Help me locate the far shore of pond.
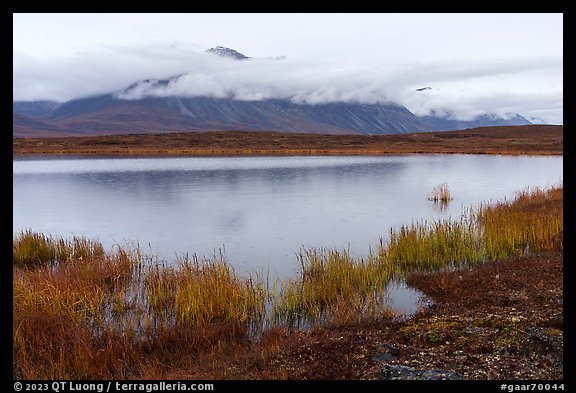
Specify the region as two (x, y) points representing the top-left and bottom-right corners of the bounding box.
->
(13, 124), (563, 157)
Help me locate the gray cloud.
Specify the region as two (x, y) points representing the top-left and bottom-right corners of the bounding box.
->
(13, 43), (563, 123)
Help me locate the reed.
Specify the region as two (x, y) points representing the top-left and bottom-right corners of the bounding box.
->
(478, 186), (563, 259)
(13, 230), (105, 268)
(272, 248), (395, 327)
(13, 244), (141, 379)
(381, 218), (481, 275)
(428, 182), (453, 202)
(380, 185), (562, 275)
(144, 254), (268, 329)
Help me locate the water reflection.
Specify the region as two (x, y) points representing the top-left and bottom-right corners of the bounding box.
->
(431, 200), (447, 212)
(13, 155), (562, 278)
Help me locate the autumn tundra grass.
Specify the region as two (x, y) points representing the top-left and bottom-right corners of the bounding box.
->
(13, 243), (142, 378)
(13, 230), (105, 268)
(382, 186), (562, 276)
(272, 248), (396, 328)
(144, 253), (268, 329)
(13, 185), (563, 379)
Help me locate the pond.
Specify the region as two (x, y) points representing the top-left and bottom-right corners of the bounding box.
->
(13, 154), (562, 281)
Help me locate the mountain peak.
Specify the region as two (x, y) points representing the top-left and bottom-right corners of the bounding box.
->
(205, 46), (249, 60)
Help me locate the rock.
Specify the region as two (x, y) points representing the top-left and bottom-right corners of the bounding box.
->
(371, 343), (400, 363)
(372, 353), (397, 363)
(380, 364), (463, 380)
(205, 46), (250, 60)
(525, 325), (562, 352)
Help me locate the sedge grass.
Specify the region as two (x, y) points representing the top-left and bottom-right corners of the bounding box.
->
(13, 242), (141, 379)
(272, 248), (395, 327)
(478, 186), (563, 259)
(144, 254), (268, 329)
(428, 182), (453, 202)
(13, 230), (105, 268)
(380, 185), (562, 276)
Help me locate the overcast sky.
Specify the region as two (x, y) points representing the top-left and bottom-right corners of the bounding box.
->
(13, 13), (563, 123)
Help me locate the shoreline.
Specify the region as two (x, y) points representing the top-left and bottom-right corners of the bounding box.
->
(263, 250), (563, 380)
(13, 125), (563, 157)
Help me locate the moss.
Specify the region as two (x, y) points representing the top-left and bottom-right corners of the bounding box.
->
(477, 319), (527, 354)
(427, 332), (447, 343)
(399, 316), (469, 344)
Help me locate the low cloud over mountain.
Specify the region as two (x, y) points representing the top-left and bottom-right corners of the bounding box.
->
(13, 44), (563, 124)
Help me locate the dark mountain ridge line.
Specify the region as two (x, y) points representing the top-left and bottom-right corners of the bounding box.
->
(13, 94), (534, 139)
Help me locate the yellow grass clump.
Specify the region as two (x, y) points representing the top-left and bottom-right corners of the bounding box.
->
(428, 182), (453, 202)
(144, 254), (268, 328)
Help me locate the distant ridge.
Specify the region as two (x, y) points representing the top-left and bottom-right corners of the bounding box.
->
(419, 113), (532, 132)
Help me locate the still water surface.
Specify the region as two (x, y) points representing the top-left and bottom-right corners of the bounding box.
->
(13, 154), (562, 279)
